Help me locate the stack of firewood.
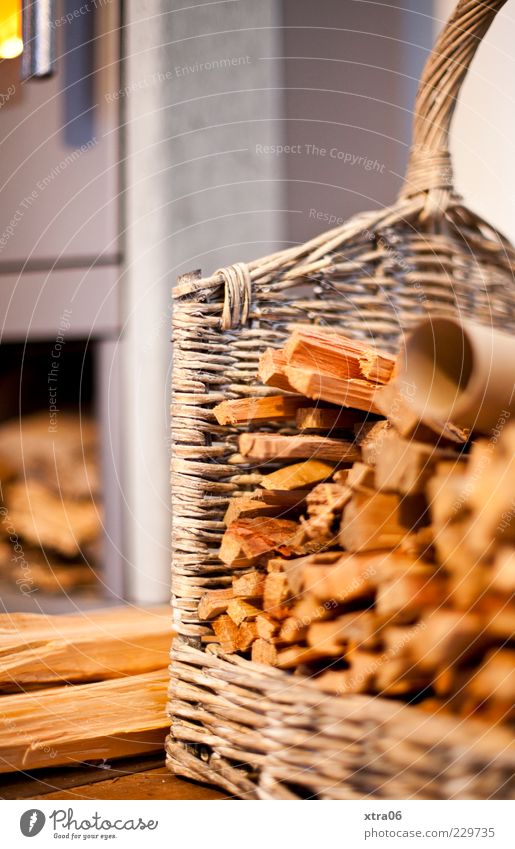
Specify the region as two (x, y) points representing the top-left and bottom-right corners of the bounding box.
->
(198, 328), (514, 725)
(0, 413), (101, 593)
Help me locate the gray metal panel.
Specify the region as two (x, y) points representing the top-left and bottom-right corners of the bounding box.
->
(0, 265), (121, 341)
(0, 0), (120, 266)
(282, 0), (434, 244)
(122, 0), (284, 603)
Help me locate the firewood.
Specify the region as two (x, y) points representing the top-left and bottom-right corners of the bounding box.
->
(347, 462), (376, 490)
(375, 565), (447, 624)
(291, 594), (329, 625)
(283, 367), (383, 414)
(211, 615), (239, 652)
(340, 490), (427, 552)
(397, 526), (435, 561)
(296, 406), (363, 431)
(232, 570), (265, 599)
(255, 613), (279, 640)
(0, 607), (171, 691)
(269, 550), (341, 596)
(251, 638), (278, 666)
(224, 497), (293, 525)
(302, 552), (380, 606)
(237, 620), (258, 651)
(0, 668), (168, 773)
(374, 656), (431, 696)
(258, 489), (311, 508)
(213, 394), (306, 425)
(263, 572), (292, 613)
(278, 616), (307, 643)
(355, 420), (391, 465)
(277, 644), (335, 669)
(227, 598), (262, 627)
(283, 328), (395, 384)
(239, 433), (361, 463)
(198, 588), (234, 620)
(219, 517), (299, 567)
(395, 610), (487, 674)
(5, 479), (100, 558)
(307, 611), (380, 653)
(491, 548), (515, 595)
(374, 431), (462, 494)
(374, 381), (469, 444)
(466, 650), (515, 718)
(258, 348), (297, 392)
(259, 459), (335, 491)
(299, 482), (352, 543)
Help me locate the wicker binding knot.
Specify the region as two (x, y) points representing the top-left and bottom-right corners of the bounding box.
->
(219, 262), (252, 330)
(168, 0), (515, 800)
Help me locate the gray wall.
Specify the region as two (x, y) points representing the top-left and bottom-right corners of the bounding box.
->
(122, 0), (284, 602)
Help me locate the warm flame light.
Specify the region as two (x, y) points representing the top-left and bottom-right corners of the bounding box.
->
(0, 0), (23, 60)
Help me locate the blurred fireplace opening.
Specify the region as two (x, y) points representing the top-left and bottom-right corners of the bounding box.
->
(0, 339), (116, 610)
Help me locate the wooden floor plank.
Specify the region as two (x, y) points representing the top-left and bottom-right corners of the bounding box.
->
(33, 767), (228, 800)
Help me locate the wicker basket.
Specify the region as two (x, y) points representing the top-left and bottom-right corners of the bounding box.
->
(167, 0), (515, 799)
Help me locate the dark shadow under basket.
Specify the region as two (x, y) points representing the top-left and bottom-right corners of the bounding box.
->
(168, 0), (515, 799)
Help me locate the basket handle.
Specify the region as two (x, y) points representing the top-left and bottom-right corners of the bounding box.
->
(401, 0), (507, 208)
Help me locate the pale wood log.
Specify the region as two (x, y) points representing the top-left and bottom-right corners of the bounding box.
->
(239, 432), (360, 463)
(259, 459), (335, 491)
(0, 607), (171, 691)
(251, 638), (278, 666)
(219, 517), (299, 568)
(213, 394), (306, 425)
(0, 668), (168, 773)
(283, 327), (395, 384)
(227, 598), (262, 627)
(197, 588), (234, 620)
(296, 406), (363, 431)
(232, 570), (265, 599)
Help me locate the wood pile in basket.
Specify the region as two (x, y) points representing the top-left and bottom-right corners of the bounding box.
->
(0, 413), (101, 593)
(198, 327), (514, 726)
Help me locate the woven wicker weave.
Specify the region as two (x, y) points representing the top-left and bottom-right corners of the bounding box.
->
(167, 0), (515, 799)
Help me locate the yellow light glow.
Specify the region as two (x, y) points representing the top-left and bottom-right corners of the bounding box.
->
(0, 0), (23, 60)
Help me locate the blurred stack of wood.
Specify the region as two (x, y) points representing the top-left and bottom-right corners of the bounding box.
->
(0, 413), (101, 593)
(198, 328), (514, 726)
(0, 606), (172, 772)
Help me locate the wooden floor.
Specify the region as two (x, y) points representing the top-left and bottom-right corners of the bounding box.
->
(0, 754), (229, 800)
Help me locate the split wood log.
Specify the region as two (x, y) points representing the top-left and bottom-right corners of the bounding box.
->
(259, 459), (335, 491)
(211, 615), (239, 653)
(251, 638), (278, 666)
(197, 588), (234, 620)
(0, 607), (172, 691)
(340, 490), (428, 552)
(237, 621), (258, 651)
(239, 433), (361, 463)
(0, 668), (168, 773)
(213, 394), (307, 425)
(219, 517), (299, 567)
(255, 613), (279, 640)
(374, 431), (463, 494)
(283, 367), (383, 414)
(283, 328), (395, 384)
(295, 406), (364, 431)
(227, 598), (262, 627)
(258, 349), (298, 393)
(232, 570), (265, 599)
(307, 611), (380, 654)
